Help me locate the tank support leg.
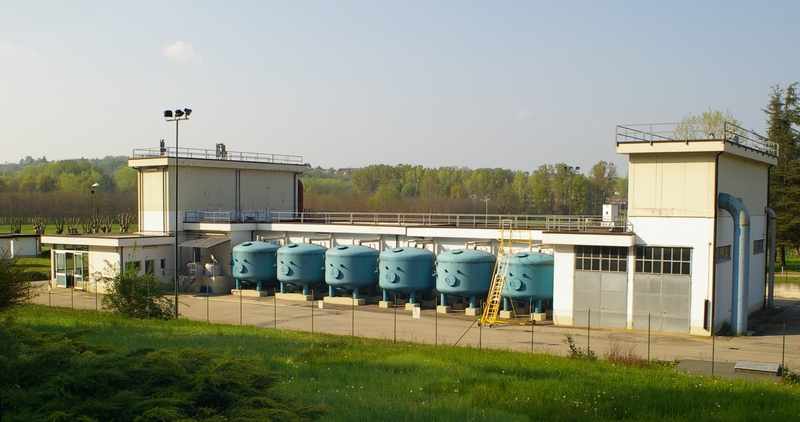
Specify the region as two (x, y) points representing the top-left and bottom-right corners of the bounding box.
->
(353, 287), (360, 300)
(409, 291), (417, 304)
(236, 279), (242, 290)
(535, 299), (542, 314)
(280, 282), (286, 294)
(440, 293), (447, 306)
(382, 289), (389, 302)
(469, 295), (477, 309)
(329, 285), (335, 297)
(302, 284), (309, 296)
(502, 297), (511, 312)
(256, 281), (263, 292)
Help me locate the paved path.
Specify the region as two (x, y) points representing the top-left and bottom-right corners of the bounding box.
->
(28, 282), (800, 381)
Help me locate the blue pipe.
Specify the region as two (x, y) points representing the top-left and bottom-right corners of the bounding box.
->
(717, 193), (750, 335)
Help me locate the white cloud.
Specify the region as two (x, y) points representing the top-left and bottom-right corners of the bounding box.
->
(516, 109), (532, 121)
(0, 41), (37, 56)
(163, 41), (202, 63)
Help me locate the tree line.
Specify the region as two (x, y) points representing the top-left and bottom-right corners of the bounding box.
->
(301, 161), (626, 215)
(0, 156), (138, 221)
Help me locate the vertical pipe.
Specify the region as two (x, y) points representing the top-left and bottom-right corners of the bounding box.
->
(718, 193), (750, 335)
(765, 207), (777, 308)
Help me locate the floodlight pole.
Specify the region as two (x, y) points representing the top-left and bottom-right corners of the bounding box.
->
(165, 108), (191, 319)
(564, 165), (580, 215)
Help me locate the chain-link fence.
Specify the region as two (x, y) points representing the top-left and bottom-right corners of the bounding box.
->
(31, 283), (799, 380)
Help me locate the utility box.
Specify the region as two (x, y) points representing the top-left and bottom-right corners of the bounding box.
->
(602, 204), (620, 227)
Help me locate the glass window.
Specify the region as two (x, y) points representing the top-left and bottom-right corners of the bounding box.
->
(574, 246), (628, 272)
(635, 246), (692, 275)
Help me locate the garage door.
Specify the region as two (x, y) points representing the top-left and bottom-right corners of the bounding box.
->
(632, 274), (691, 334)
(573, 271), (628, 329)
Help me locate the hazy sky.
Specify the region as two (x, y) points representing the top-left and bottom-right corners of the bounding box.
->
(2, 1), (798, 175)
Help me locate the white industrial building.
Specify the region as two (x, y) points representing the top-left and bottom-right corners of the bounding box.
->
(41, 123), (778, 336)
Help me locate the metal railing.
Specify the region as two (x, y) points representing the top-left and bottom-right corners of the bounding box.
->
(616, 122), (778, 158)
(184, 210), (633, 233)
(131, 146), (305, 166)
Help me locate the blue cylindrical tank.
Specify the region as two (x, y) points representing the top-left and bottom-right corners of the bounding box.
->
(436, 249), (495, 308)
(379, 247), (435, 303)
(325, 245), (379, 298)
(277, 243), (327, 295)
(501, 252), (554, 302)
(231, 241), (279, 291)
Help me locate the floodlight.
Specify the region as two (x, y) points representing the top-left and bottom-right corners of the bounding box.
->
(184, 108), (192, 116)
(175, 109), (185, 118)
(164, 110), (173, 118)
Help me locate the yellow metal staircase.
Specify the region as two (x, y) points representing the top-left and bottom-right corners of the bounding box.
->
(478, 220), (532, 326)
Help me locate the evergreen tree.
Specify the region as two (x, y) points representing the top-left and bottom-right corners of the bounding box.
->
(765, 83), (800, 266)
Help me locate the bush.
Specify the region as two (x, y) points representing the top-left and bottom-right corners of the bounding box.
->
(100, 265), (176, 319)
(0, 252), (38, 312)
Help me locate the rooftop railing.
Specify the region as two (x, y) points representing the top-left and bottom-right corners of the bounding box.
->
(131, 146), (306, 166)
(616, 122), (779, 158)
(184, 210), (633, 233)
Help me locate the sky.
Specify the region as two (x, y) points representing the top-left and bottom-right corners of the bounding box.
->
(1, 1), (798, 175)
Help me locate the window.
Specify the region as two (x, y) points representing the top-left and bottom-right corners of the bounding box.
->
(145, 259), (155, 274)
(125, 261), (141, 272)
(574, 245), (628, 272)
(715, 245), (731, 262)
(753, 239), (764, 254)
(636, 246), (692, 275)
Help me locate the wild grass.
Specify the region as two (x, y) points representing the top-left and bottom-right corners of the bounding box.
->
(6, 305), (799, 421)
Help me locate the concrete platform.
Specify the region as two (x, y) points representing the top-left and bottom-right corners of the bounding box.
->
(232, 289), (270, 298)
(465, 307), (480, 316)
(323, 296), (366, 306)
(276, 292), (313, 302)
(437, 305), (451, 314)
(404, 303), (420, 310)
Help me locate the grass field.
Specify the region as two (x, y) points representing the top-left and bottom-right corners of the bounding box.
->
(6, 305), (799, 421)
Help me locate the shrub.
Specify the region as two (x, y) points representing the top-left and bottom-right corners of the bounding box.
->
(562, 332), (596, 360)
(100, 265), (176, 319)
(0, 252), (39, 312)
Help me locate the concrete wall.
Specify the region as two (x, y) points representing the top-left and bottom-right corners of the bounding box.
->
(775, 283), (800, 299)
(628, 152), (717, 218)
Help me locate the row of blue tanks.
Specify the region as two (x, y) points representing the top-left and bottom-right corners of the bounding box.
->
(231, 241), (554, 312)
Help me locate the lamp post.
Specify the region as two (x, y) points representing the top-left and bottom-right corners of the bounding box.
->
(164, 108), (192, 319)
(483, 195), (490, 227)
(90, 182), (100, 225)
(564, 165), (580, 215)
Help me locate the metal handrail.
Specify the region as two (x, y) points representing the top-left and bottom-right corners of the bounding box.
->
(131, 146), (305, 165)
(616, 122), (778, 158)
(184, 210), (633, 233)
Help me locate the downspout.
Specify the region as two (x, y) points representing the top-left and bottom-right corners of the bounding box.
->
(709, 151), (723, 333)
(717, 193), (750, 335)
(765, 207), (777, 309)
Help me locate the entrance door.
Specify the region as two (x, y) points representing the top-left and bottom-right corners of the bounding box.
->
(632, 274), (691, 334)
(573, 272), (628, 329)
(74, 253), (88, 290)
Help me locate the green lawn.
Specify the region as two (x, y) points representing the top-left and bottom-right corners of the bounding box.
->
(5, 305), (799, 421)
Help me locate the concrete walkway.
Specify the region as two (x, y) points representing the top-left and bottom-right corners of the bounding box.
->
(28, 282), (800, 382)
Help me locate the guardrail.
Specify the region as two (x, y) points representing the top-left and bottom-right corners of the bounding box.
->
(185, 210), (632, 233)
(616, 122), (778, 158)
(131, 146), (305, 166)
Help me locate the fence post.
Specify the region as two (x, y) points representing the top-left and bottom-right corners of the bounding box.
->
(351, 295), (355, 338)
(479, 323), (482, 349)
(393, 294), (397, 345)
(782, 323), (787, 372)
(239, 286), (243, 326)
(311, 290), (314, 333)
(435, 297), (438, 346)
(273, 287), (277, 329)
(587, 309), (591, 356)
(647, 313), (652, 368)
(531, 321), (535, 353)
(711, 327), (715, 377)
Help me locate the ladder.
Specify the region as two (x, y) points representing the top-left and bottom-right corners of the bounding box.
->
(479, 220), (532, 326)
